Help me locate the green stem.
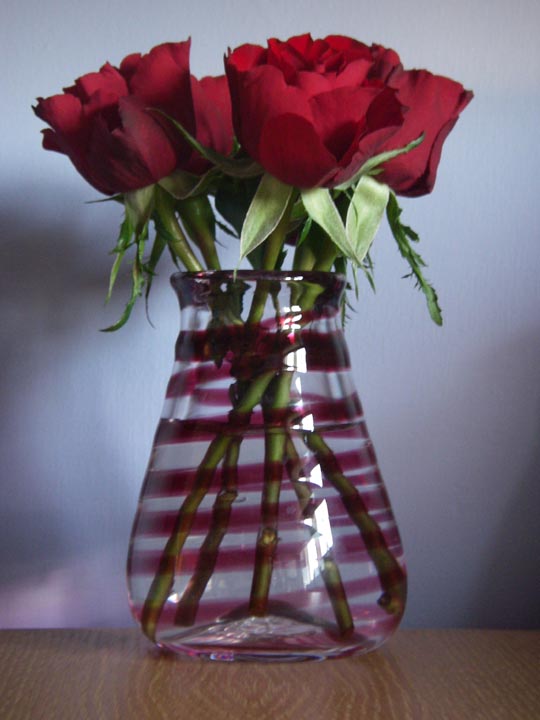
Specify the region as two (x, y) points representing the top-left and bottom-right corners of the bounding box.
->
(249, 371), (292, 615)
(154, 188), (203, 272)
(293, 218), (339, 273)
(292, 240), (317, 271)
(262, 192), (297, 270)
(302, 431), (407, 617)
(174, 437), (240, 626)
(291, 228), (339, 309)
(320, 556), (355, 637)
(141, 368), (277, 641)
(141, 434), (229, 641)
(247, 193), (296, 325)
(285, 437), (354, 637)
(176, 196), (221, 270)
(284, 437), (312, 512)
(312, 238), (338, 272)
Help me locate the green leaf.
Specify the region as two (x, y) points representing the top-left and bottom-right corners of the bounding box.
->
(301, 187), (355, 262)
(107, 252), (126, 305)
(290, 197), (309, 223)
(336, 134), (425, 190)
(386, 192), (442, 326)
(124, 186), (155, 233)
(152, 194), (189, 256)
(334, 256), (347, 276)
(159, 167), (219, 200)
(154, 111), (263, 178)
(297, 216), (313, 248)
(102, 231), (147, 332)
(142, 231), (168, 325)
(362, 266), (376, 293)
(345, 176), (389, 263)
(106, 213), (134, 303)
(215, 218), (238, 239)
(215, 176), (260, 237)
(361, 251), (376, 293)
(85, 194), (123, 205)
(143, 232), (167, 301)
(240, 174), (293, 260)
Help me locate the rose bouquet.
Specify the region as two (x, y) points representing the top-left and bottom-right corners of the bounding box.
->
(35, 35), (472, 659)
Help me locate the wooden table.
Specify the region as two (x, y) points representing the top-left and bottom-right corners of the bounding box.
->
(0, 629), (538, 719)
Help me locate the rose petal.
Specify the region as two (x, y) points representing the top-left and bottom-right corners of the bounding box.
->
(369, 45), (402, 82)
(267, 34), (315, 79)
(226, 63), (312, 160)
(83, 89), (125, 121)
(268, 37), (308, 81)
(84, 115), (156, 194)
(128, 41), (195, 132)
(117, 97), (177, 181)
(325, 35), (372, 60)
(331, 125), (405, 187)
(295, 58), (372, 94)
(119, 53), (142, 83)
(379, 69), (473, 195)
(330, 90), (405, 186)
(285, 34), (313, 57)
(186, 75), (233, 173)
(34, 93), (83, 137)
(71, 63), (128, 103)
(258, 113), (337, 188)
(225, 43), (267, 73)
(41, 128), (62, 152)
(309, 86), (382, 160)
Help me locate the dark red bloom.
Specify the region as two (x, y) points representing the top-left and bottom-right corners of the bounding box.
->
(225, 34), (472, 194)
(188, 75), (234, 176)
(376, 67), (473, 196)
(34, 41), (234, 195)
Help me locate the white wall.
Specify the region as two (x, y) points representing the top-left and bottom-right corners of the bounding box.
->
(1, 1), (539, 629)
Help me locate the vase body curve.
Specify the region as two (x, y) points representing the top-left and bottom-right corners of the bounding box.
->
(127, 271), (406, 661)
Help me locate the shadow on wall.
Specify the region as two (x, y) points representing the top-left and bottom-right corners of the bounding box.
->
(400, 330), (540, 630)
(0, 194), (160, 628)
(469, 396), (540, 629)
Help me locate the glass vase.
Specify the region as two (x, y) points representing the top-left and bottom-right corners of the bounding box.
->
(127, 270), (406, 661)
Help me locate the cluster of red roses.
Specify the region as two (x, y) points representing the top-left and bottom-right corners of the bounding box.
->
(35, 35), (471, 198)
(35, 35), (472, 328)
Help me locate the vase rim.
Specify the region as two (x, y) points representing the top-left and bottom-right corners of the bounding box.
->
(171, 269), (346, 286)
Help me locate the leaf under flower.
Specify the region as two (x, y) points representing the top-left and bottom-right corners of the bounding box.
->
(102, 225), (148, 332)
(346, 176), (389, 264)
(301, 187), (355, 262)
(159, 167), (219, 200)
(240, 174), (294, 261)
(386, 192), (442, 325)
(154, 110), (263, 179)
(336, 134), (425, 191)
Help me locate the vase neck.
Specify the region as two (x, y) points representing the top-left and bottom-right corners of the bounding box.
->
(171, 271), (346, 329)
(162, 272), (360, 429)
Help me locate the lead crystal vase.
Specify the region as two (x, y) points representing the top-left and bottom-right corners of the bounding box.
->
(127, 270), (406, 661)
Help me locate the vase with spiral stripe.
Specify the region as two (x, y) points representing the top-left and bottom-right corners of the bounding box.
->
(127, 270), (406, 661)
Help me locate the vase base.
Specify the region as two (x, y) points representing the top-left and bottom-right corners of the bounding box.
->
(154, 613), (378, 662)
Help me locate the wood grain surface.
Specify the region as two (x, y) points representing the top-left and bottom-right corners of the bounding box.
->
(0, 629), (538, 719)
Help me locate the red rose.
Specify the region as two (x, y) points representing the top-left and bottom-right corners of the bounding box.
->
(225, 34), (472, 194)
(34, 41), (233, 195)
(375, 67), (473, 196)
(225, 34), (406, 189)
(187, 75), (234, 176)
